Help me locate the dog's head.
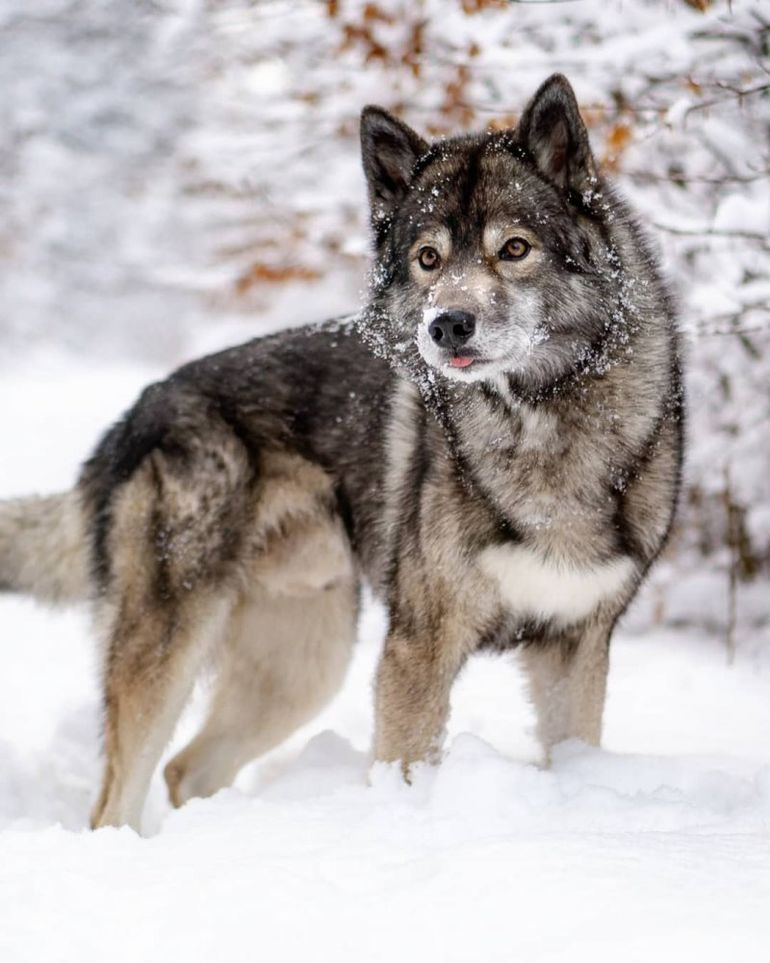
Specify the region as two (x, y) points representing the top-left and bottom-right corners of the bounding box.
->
(360, 74), (625, 393)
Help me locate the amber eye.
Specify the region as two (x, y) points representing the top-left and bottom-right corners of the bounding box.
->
(499, 237), (531, 261)
(417, 246), (441, 270)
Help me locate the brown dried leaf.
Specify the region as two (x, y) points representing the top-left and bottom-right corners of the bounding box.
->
(461, 0), (507, 13)
(235, 262), (321, 295)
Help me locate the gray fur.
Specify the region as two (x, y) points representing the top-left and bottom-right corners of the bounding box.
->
(0, 491), (89, 604)
(0, 74), (682, 828)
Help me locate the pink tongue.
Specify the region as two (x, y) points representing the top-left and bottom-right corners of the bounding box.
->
(449, 356), (474, 368)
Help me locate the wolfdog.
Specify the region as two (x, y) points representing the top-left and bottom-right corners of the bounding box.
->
(0, 75), (682, 830)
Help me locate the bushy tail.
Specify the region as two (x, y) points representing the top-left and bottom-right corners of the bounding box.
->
(0, 491), (90, 606)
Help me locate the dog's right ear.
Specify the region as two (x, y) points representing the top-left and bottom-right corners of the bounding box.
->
(517, 74), (597, 196)
(360, 107), (428, 229)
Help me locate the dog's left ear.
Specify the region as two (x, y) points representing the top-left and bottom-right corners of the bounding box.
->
(518, 74), (597, 195)
(360, 106), (428, 227)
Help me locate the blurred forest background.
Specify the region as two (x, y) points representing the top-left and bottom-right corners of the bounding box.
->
(0, 0), (768, 649)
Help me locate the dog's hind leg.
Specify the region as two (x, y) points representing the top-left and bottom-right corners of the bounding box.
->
(164, 578), (356, 807)
(87, 429), (256, 831)
(91, 592), (232, 831)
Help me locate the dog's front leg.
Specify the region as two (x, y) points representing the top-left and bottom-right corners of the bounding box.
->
(373, 628), (466, 777)
(520, 619), (613, 762)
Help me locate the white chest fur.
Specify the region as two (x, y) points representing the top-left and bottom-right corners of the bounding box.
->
(478, 544), (636, 625)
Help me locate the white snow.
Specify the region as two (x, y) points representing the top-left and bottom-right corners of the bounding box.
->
(422, 305), (443, 326)
(1, 356), (769, 962)
(713, 191), (769, 234)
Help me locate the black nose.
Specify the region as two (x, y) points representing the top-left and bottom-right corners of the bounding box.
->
(428, 310), (476, 350)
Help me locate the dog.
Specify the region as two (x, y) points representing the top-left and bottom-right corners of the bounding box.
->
(0, 75), (683, 831)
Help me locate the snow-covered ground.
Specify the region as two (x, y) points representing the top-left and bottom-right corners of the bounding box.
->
(1, 355), (769, 962)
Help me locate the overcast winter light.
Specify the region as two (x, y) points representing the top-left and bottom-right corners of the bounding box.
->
(0, 2), (768, 961)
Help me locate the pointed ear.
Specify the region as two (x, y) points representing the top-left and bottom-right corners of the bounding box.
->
(518, 74), (597, 195)
(360, 106), (428, 226)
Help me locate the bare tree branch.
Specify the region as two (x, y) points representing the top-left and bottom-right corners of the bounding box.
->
(690, 301), (770, 340)
(685, 82), (770, 116)
(626, 167), (770, 186)
(653, 223), (769, 246)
